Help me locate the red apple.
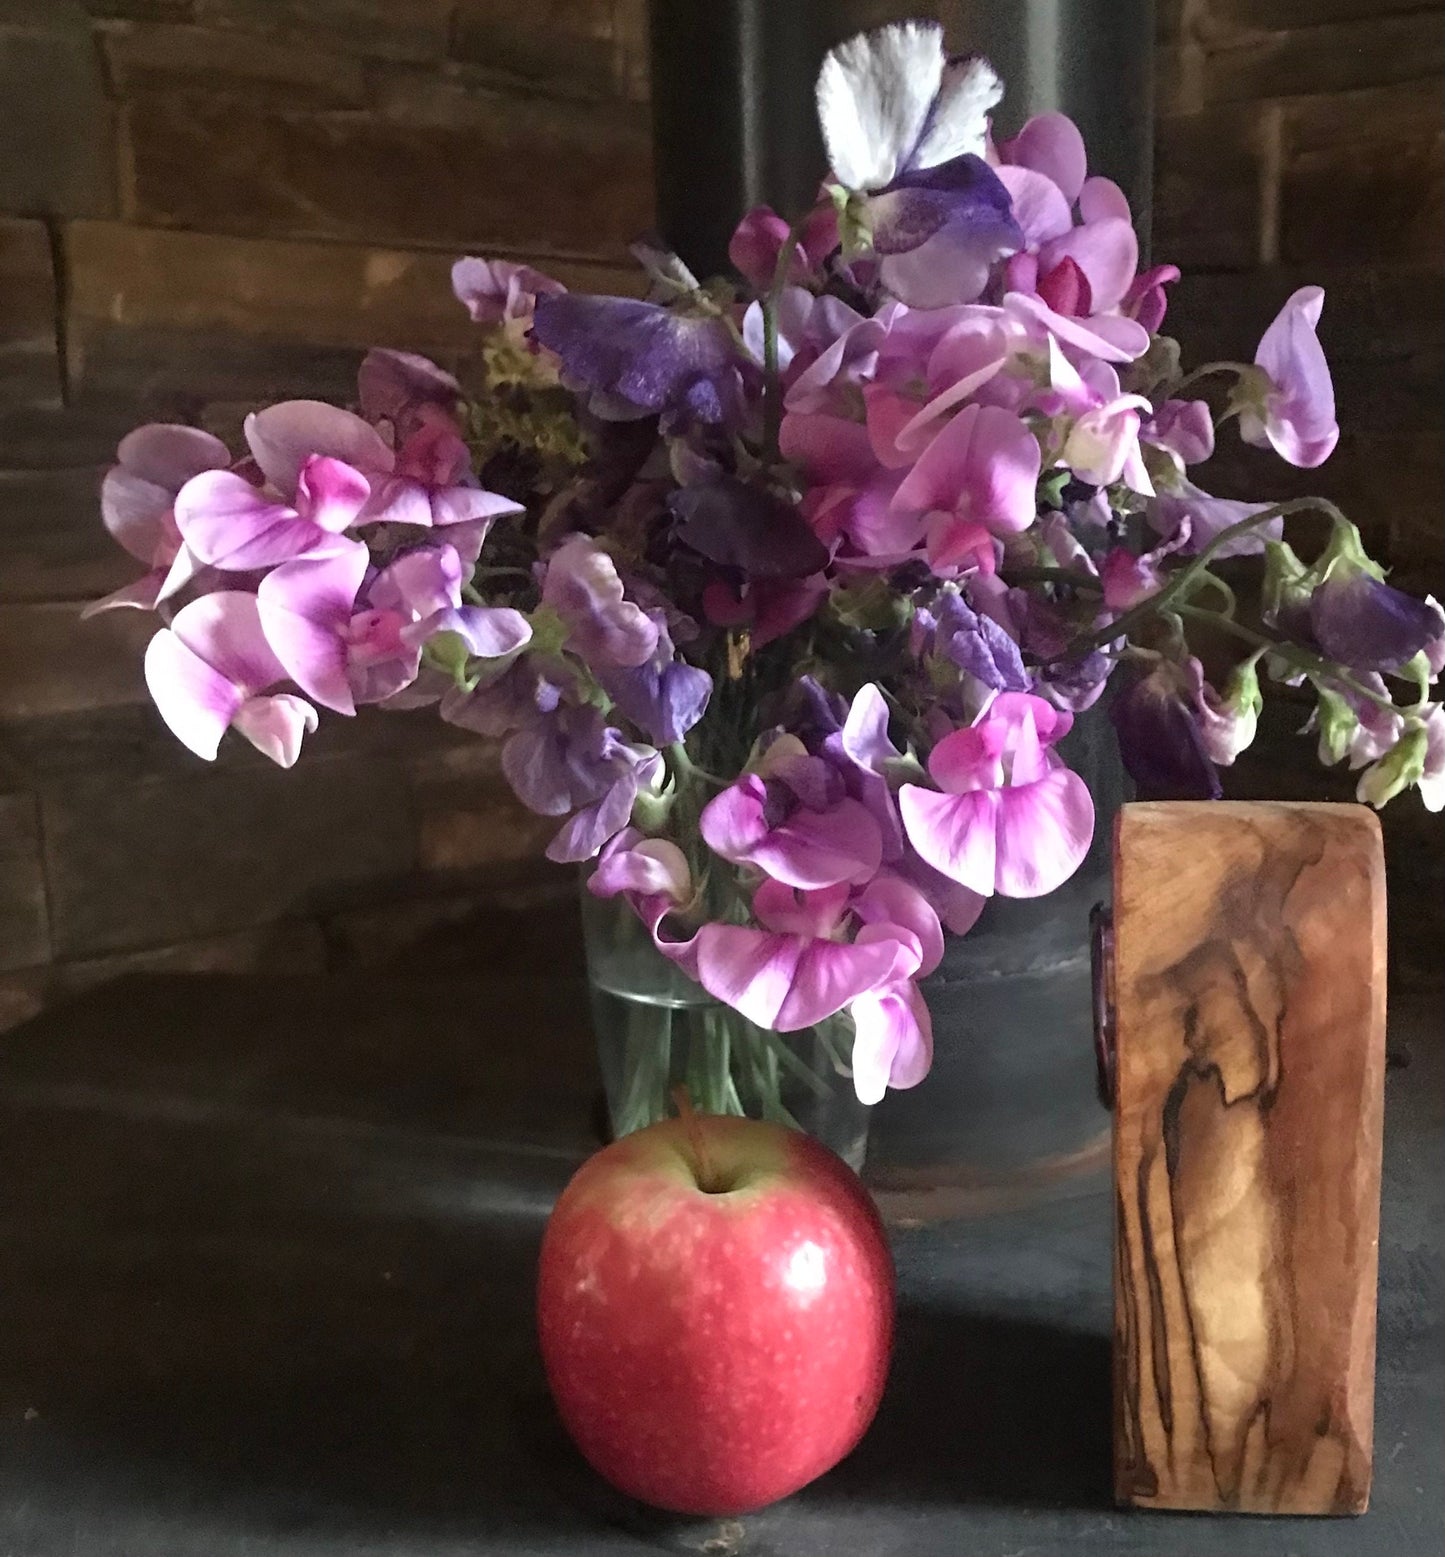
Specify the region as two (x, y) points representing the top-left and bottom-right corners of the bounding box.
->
(537, 1112), (893, 1516)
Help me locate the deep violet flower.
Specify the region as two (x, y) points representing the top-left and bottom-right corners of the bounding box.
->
(1109, 660), (1224, 801)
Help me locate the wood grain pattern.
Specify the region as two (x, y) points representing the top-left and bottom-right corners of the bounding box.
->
(1110, 801), (1386, 1515)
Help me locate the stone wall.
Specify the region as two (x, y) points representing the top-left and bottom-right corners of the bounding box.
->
(1, 0), (1441, 1024)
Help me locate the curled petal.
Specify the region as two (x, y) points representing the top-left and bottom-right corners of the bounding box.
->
(849, 981), (934, 1104)
(244, 401), (392, 497)
(232, 693), (318, 768)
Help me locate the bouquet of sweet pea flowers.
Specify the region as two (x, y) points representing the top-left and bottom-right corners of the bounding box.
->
(90, 21), (1442, 1114)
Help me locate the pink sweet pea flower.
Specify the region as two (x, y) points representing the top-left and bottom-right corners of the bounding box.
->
(729, 204), (839, 292)
(86, 423), (231, 615)
(1238, 285), (1339, 468)
(891, 403), (1041, 571)
(358, 421), (524, 534)
(174, 456), (370, 573)
(700, 755), (884, 891)
(244, 400), (393, 499)
(899, 692), (1095, 898)
(1122, 263), (1180, 333)
(144, 591), (317, 766)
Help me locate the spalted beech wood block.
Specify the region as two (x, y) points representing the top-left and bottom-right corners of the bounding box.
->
(1108, 801), (1386, 1515)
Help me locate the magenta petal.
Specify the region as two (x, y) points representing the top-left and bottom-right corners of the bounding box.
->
(779, 411), (878, 484)
(244, 401), (392, 498)
(231, 693), (318, 768)
(751, 798), (884, 890)
(849, 980), (933, 1103)
(143, 627), (242, 761)
(693, 925), (803, 1029)
(898, 785), (1001, 895)
(926, 723), (1005, 792)
(295, 456), (371, 532)
(591, 834), (692, 903)
(777, 937), (901, 1031)
(168, 590), (288, 694)
(751, 879), (852, 939)
(852, 873), (944, 977)
(894, 403), (1040, 536)
(700, 775), (770, 860)
(1040, 217), (1138, 314)
(1003, 112), (1087, 202)
(992, 768), (1095, 897)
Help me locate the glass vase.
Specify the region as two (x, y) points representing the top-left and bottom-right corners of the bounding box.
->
(580, 882), (871, 1171)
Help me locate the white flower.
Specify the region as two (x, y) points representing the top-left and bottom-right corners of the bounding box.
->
(816, 21), (1002, 193)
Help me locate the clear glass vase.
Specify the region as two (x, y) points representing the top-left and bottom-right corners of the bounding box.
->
(580, 882), (871, 1171)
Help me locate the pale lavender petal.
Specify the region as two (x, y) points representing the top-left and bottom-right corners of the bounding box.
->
(244, 401), (392, 497)
(100, 467), (181, 564)
(368, 545), (464, 619)
(590, 833), (692, 903)
(994, 164), (1073, 246)
(357, 348), (460, 427)
(144, 626), (241, 761)
(232, 693), (318, 768)
(411, 605), (532, 659)
(898, 784), (1001, 895)
(849, 980), (933, 1102)
(168, 590), (288, 696)
(1241, 285), (1339, 468)
(80, 571), (166, 618)
(428, 485), (524, 529)
(992, 768), (1094, 896)
(1001, 111), (1087, 202)
(541, 535), (659, 668)
(116, 423), (231, 491)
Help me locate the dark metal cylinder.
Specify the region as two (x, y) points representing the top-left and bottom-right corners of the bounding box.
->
(648, 0), (1156, 278)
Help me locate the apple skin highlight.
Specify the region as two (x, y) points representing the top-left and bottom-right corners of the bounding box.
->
(537, 1114), (895, 1515)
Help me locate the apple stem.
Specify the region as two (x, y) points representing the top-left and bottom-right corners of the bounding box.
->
(671, 1084), (720, 1192)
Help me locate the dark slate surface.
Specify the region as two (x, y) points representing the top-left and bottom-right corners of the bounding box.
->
(0, 972), (1440, 1557)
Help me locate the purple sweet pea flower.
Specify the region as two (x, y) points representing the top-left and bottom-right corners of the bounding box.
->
(899, 692), (1095, 897)
(816, 22), (1022, 308)
(501, 703), (662, 864)
(540, 534), (659, 669)
(86, 423), (231, 615)
(670, 479), (831, 580)
(1109, 659), (1224, 800)
(144, 590), (317, 766)
(1148, 479), (1282, 559)
(920, 588), (1030, 692)
(596, 611), (712, 746)
(174, 457), (370, 573)
(1310, 570), (1445, 675)
(701, 746), (885, 891)
(530, 294), (746, 429)
(1238, 286), (1339, 468)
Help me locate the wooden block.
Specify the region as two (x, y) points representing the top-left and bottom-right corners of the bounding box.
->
(1107, 801), (1386, 1515)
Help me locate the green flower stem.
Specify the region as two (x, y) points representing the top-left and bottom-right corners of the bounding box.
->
(1175, 603), (1407, 718)
(1169, 359), (1252, 397)
(1060, 497), (1349, 662)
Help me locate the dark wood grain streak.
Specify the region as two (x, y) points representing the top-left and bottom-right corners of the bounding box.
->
(1111, 802), (1386, 1515)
